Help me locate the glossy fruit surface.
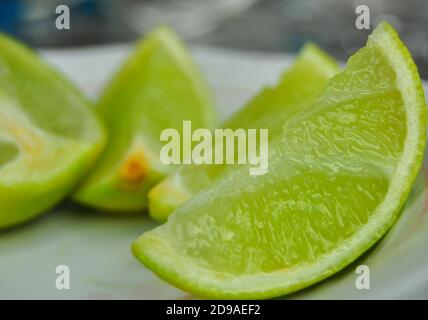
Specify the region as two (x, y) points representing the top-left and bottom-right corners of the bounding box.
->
(133, 22), (427, 298)
(149, 43), (339, 221)
(0, 34), (106, 228)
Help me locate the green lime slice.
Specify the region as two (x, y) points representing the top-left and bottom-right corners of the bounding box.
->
(149, 43), (339, 221)
(0, 34), (106, 228)
(73, 26), (217, 212)
(133, 22), (427, 298)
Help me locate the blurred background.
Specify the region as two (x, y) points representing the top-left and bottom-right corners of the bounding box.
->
(0, 0), (427, 77)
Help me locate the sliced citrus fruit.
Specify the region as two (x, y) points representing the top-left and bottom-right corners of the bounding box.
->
(133, 22), (427, 298)
(148, 43), (339, 221)
(73, 26), (217, 211)
(0, 34), (106, 228)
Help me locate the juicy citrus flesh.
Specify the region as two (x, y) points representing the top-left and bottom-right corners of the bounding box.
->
(149, 44), (340, 221)
(73, 26), (217, 211)
(0, 34), (106, 228)
(133, 22), (427, 299)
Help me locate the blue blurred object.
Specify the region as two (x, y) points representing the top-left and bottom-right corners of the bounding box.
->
(0, 0), (24, 35)
(0, 0), (256, 47)
(0, 0), (124, 47)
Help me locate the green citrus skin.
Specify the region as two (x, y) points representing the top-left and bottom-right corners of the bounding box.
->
(73, 26), (217, 212)
(149, 44), (340, 221)
(133, 22), (427, 299)
(0, 34), (106, 228)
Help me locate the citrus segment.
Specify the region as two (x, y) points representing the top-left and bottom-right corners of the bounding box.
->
(133, 22), (427, 298)
(73, 26), (217, 211)
(0, 34), (106, 228)
(149, 43), (339, 221)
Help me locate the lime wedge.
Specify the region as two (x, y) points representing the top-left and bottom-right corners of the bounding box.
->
(149, 44), (339, 221)
(133, 22), (427, 298)
(73, 27), (217, 211)
(0, 34), (106, 228)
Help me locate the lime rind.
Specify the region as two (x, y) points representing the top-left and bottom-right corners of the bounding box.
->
(133, 22), (427, 298)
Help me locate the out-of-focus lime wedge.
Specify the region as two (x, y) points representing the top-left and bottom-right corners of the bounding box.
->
(73, 27), (217, 211)
(0, 34), (106, 228)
